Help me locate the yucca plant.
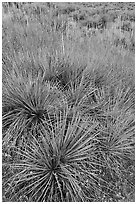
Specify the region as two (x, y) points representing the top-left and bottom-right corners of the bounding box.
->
(80, 78), (134, 123)
(63, 66), (99, 110)
(64, 74), (109, 128)
(90, 83), (135, 199)
(83, 82), (135, 160)
(3, 107), (103, 202)
(2, 67), (66, 148)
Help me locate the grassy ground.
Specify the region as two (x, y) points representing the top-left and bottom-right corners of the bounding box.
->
(2, 2), (135, 202)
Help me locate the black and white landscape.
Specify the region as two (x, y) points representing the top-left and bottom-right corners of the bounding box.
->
(2, 2), (135, 202)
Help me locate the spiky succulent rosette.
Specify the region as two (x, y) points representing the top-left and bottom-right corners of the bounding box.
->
(2, 68), (67, 147)
(88, 84), (135, 196)
(3, 108), (103, 202)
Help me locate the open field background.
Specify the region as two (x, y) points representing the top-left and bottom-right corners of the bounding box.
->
(2, 2), (135, 202)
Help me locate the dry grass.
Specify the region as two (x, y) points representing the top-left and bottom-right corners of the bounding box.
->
(2, 2), (135, 202)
